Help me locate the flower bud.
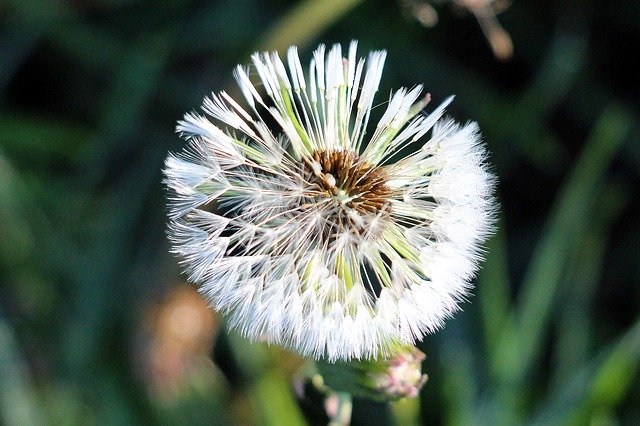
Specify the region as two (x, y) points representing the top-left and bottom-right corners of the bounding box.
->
(370, 346), (428, 400)
(315, 346), (428, 401)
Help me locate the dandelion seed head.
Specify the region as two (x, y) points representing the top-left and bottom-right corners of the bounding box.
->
(164, 41), (496, 361)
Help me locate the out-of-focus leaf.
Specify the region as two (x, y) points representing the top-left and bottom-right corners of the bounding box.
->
(83, 30), (174, 182)
(40, 383), (88, 425)
(507, 30), (588, 171)
(224, 330), (269, 379)
(56, 25), (177, 372)
(477, 224), (512, 377)
(252, 370), (306, 426)
(92, 372), (136, 425)
(508, 105), (633, 384)
(552, 182), (630, 387)
(587, 321), (640, 413)
(440, 340), (477, 426)
(0, 319), (45, 425)
(63, 153), (164, 365)
(258, 0), (365, 53)
(0, 151), (32, 267)
(532, 318), (640, 425)
(49, 21), (123, 72)
(225, 331), (308, 424)
(475, 224), (522, 420)
(0, 113), (90, 164)
(151, 362), (230, 426)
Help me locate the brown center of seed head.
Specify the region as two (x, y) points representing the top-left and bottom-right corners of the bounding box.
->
(302, 149), (392, 216)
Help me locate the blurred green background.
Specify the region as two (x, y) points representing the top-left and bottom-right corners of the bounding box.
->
(1, 0), (639, 424)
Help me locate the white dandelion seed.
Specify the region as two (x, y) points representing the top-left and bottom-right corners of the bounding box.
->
(164, 41), (496, 361)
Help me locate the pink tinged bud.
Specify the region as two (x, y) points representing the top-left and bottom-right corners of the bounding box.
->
(372, 347), (428, 400)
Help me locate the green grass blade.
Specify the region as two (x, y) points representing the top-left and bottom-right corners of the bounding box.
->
(252, 370), (307, 426)
(508, 105), (633, 383)
(586, 320), (640, 412)
(477, 224), (513, 378)
(551, 182), (630, 387)
(440, 341), (478, 426)
(258, 0), (365, 53)
(532, 317), (640, 425)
